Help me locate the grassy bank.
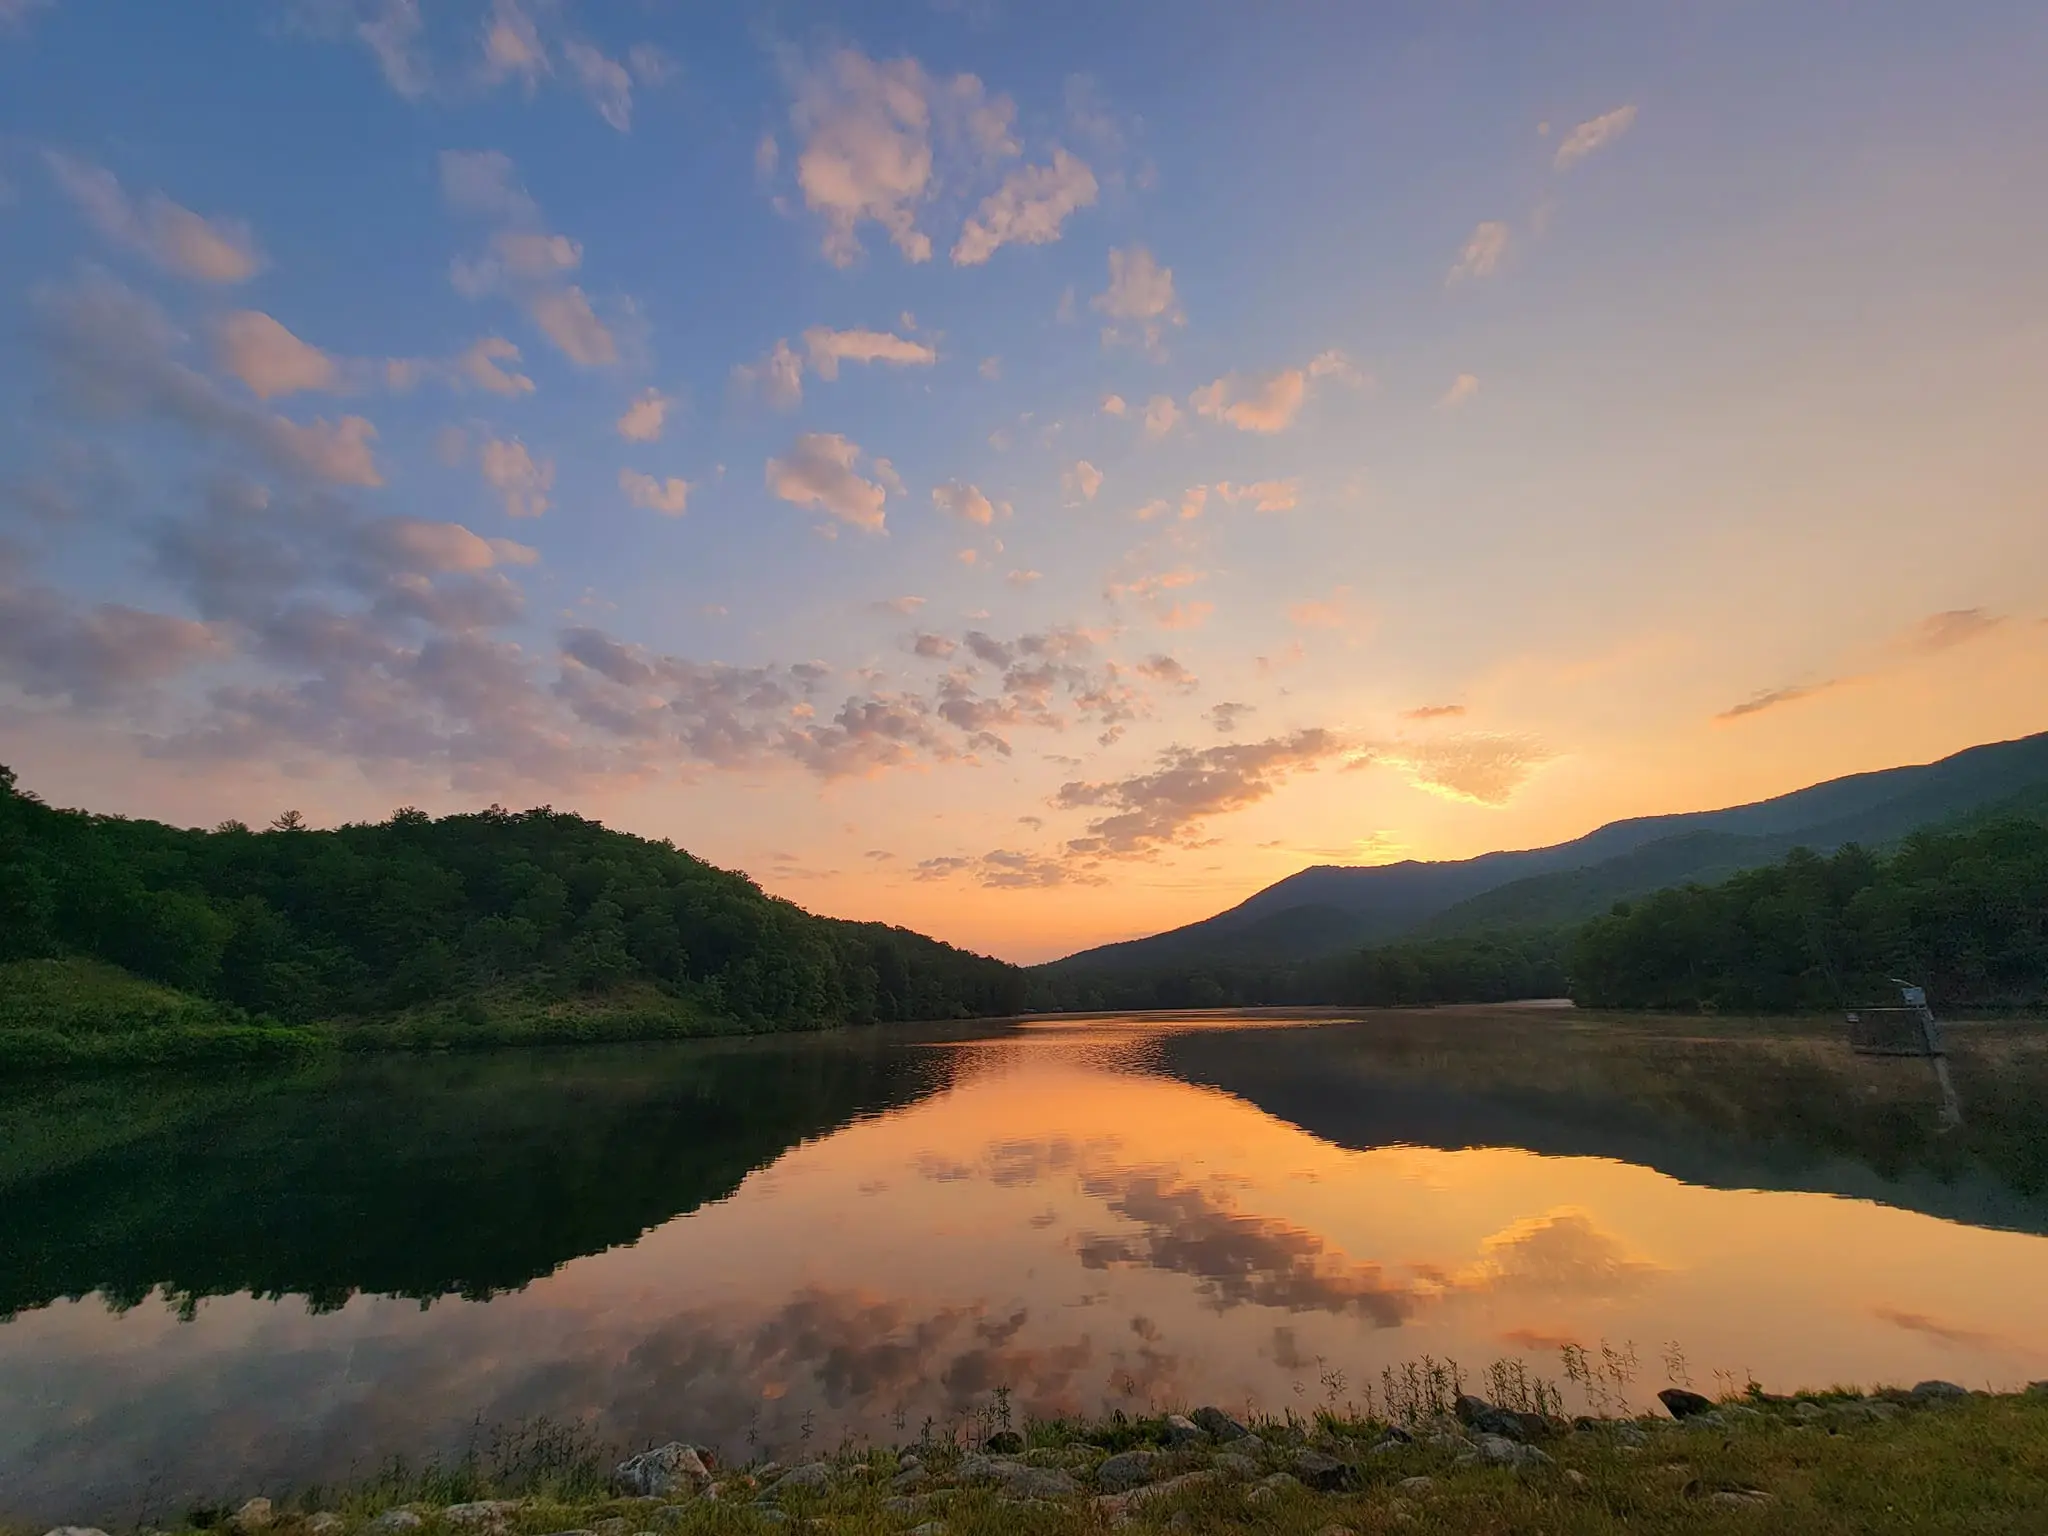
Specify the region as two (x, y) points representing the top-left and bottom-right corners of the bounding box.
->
(0, 958), (849, 1071)
(32, 1386), (2048, 1536)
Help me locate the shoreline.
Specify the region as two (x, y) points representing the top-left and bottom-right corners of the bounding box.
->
(20, 1384), (2048, 1536)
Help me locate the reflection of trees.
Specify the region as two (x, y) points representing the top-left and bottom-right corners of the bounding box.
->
(1157, 1015), (2048, 1233)
(0, 1037), (951, 1319)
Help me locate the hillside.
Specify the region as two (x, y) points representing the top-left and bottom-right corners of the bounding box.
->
(0, 764), (1023, 1068)
(1046, 729), (2048, 974)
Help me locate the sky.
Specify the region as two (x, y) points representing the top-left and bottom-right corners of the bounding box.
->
(1, 1), (2046, 964)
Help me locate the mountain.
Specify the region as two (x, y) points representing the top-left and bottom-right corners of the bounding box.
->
(1045, 728), (2048, 973)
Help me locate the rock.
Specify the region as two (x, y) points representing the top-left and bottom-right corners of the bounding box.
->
(42, 1528), (111, 1536)
(1395, 1476), (1434, 1494)
(306, 1516), (344, 1536)
(1463, 1434), (1554, 1470)
(1096, 1470), (1216, 1517)
(898, 1451), (924, 1470)
(1683, 1411), (1728, 1431)
(1909, 1380), (1970, 1402)
(443, 1503), (520, 1530)
(1162, 1413), (1208, 1447)
(891, 1465), (930, 1493)
(367, 1515), (422, 1536)
(983, 1430), (1023, 1454)
(1291, 1449), (1358, 1492)
(1564, 1470), (1590, 1490)
(1658, 1387), (1716, 1420)
(1455, 1394), (1533, 1441)
(1210, 1453), (1258, 1480)
(881, 1497), (922, 1517)
(591, 1519), (631, 1536)
(1708, 1488), (1773, 1509)
(1245, 1472), (1302, 1507)
(1191, 1406), (1250, 1442)
(613, 1444), (713, 1498)
(1792, 1401), (1827, 1422)
(1868, 1402), (1904, 1422)
(2027, 1381), (2048, 1398)
(910, 1525), (946, 1536)
(232, 1500), (275, 1531)
(1096, 1450), (1163, 1493)
(997, 1465), (1080, 1501)
(767, 1462), (833, 1498)
(649, 1509), (693, 1528)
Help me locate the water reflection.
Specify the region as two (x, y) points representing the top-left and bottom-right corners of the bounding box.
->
(2, 1011), (2046, 1526)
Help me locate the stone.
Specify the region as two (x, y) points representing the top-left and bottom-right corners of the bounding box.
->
(1868, 1402), (1904, 1422)
(591, 1520), (631, 1536)
(443, 1503), (520, 1530)
(1682, 1411), (1728, 1431)
(881, 1498), (922, 1516)
(1095, 1470), (1216, 1518)
(614, 1444), (713, 1498)
(1792, 1402), (1827, 1423)
(1162, 1413), (1207, 1447)
(910, 1525), (946, 1536)
(898, 1451), (923, 1470)
(983, 1431), (1023, 1455)
(1191, 1406), (1250, 1442)
(232, 1500), (275, 1531)
(367, 1515), (422, 1536)
(1210, 1453), (1258, 1480)
(891, 1465), (930, 1493)
(766, 1463), (833, 1498)
(306, 1517), (344, 1536)
(1455, 1394), (1532, 1441)
(2027, 1381), (2048, 1398)
(1658, 1387), (1716, 1420)
(1463, 1434), (1554, 1470)
(1564, 1470), (1590, 1490)
(1245, 1473), (1301, 1507)
(1396, 1476), (1434, 1494)
(1291, 1449), (1358, 1493)
(995, 1464), (1080, 1501)
(1909, 1380), (1970, 1402)
(1096, 1450), (1164, 1493)
(1708, 1489), (1773, 1509)
(42, 1528), (111, 1536)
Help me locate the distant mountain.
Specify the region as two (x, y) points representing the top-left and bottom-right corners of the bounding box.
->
(1044, 729), (2048, 973)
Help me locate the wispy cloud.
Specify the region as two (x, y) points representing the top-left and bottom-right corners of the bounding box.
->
(1554, 104), (1638, 170)
(1447, 220), (1508, 284)
(45, 151), (264, 283)
(767, 432), (890, 533)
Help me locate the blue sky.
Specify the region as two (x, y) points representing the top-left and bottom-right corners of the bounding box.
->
(3, 1), (2046, 960)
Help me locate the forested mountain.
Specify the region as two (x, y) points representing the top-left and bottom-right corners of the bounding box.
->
(1048, 730), (2048, 973)
(0, 764), (1022, 1065)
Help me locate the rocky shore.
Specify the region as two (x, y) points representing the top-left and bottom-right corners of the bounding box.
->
(30, 1382), (2048, 1536)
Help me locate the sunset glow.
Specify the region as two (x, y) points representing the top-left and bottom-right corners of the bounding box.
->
(2, 4), (2045, 960)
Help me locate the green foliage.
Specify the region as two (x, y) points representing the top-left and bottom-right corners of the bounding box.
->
(0, 766), (1023, 1068)
(1569, 819), (2048, 1011)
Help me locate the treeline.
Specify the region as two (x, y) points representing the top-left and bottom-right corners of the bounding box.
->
(1026, 931), (1568, 1013)
(0, 764), (1024, 1043)
(1568, 817), (2048, 1012)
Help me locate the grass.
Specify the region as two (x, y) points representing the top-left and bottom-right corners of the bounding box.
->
(33, 1388), (2048, 1536)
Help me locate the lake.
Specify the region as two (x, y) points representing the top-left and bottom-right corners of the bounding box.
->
(4, 1008), (2047, 1525)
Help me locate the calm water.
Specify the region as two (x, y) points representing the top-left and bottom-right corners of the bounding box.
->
(5, 1009), (2048, 1523)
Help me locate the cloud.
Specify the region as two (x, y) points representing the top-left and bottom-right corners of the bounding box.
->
(0, 577), (226, 705)
(1307, 349), (1365, 386)
(1870, 1305), (2006, 1351)
(1100, 393), (1127, 417)
(477, 435), (553, 517)
(33, 274), (382, 488)
(1905, 607), (2003, 654)
(1191, 369), (1307, 433)
(1093, 245), (1182, 350)
(1401, 703), (1466, 721)
(1057, 728), (1350, 857)
(952, 147), (1098, 265)
(1448, 221), (1509, 283)
(1373, 732), (1552, 805)
(1287, 586), (1358, 630)
(1215, 479), (1299, 513)
(439, 148), (537, 222)
(480, 0), (547, 89)
(1554, 105), (1637, 170)
(1142, 394), (1180, 440)
(1438, 372), (1481, 409)
(616, 388), (670, 441)
(787, 49), (944, 265)
(978, 355), (1001, 380)
(766, 433), (889, 533)
(562, 39), (634, 131)
(620, 469), (690, 516)
(875, 595), (925, 615)
(1207, 701), (1255, 734)
(1715, 679), (1841, 721)
(1063, 460), (1103, 502)
(802, 325), (937, 378)
(455, 336), (535, 395)
(216, 312), (341, 400)
(932, 481), (1002, 526)
(735, 339), (806, 408)
(1005, 569), (1041, 588)
(914, 848), (1090, 888)
(526, 286), (617, 366)
(45, 152), (264, 283)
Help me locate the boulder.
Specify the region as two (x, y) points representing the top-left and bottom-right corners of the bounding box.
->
(891, 1465), (930, 1493)
(1792, 1402), (1827, 1423)
(983, 1431), (1024, 1455)
(881, 1498), (921, 1517)
(1095, 1450), (1164, 1493)
(1462, 1435), (1553, 1470)
(1455, 1395), (1533, 1441)
(1095, 1470), (1215, 1517)
(1291, 1449), (1357, 1492)
(1245, 1472), (1301, 1507)
(910, 1524), (946, 1536)
(1161, 1414), (1207, 1447)
(613, 1444), (713, 1498)
(443, 1503), (520, 1530)
(765, 1463), (833, 1499)
(367, 1514), (422, 1535)
(1909, 1380), (1970, 1403)
(2027, 1381), (2048, 1398)
(1708, 1488), (1773, 1508)
(1190, 1407), (1249, 1442)
(1210, 1453), (1258, 1480)
(305, 1516), (344, 1535)
(232, 1500), (275, 1531)
(1657, 1388), (1716, 1420)
(42, 1528), (111, 1536)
